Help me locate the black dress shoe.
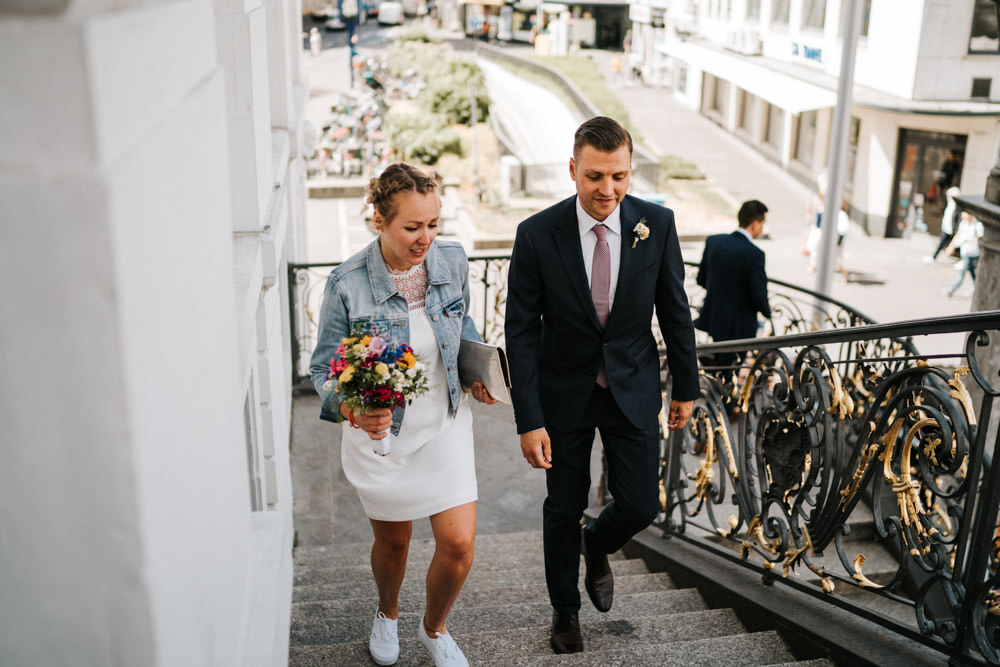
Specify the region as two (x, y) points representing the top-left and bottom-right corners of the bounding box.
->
(581, 528), (614, 612)
(550, 611), (583, 654)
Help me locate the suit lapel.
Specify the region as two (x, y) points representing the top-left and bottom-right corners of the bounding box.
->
(552, 198), (602, 329)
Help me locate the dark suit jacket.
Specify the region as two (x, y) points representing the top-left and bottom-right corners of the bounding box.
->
(505, 195), (699, 434)
(694, 231), (771, 342)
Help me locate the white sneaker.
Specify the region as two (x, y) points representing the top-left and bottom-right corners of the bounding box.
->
(417, 619), (469, 667)
(369, 609), (398, 666)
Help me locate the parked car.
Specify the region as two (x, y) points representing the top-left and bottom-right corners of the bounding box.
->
(377, 1), (403, 25)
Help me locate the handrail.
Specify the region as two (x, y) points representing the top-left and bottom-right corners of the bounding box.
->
(695, 310), (1000, 354)
(649, 309), (1000, 664)
(682, 259), (878, 327)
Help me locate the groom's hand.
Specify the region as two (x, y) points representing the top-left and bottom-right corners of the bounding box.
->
(667, 400), (693, 430)
(521, 428), (552, 469)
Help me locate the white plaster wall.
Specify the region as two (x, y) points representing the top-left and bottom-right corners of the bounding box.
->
(913, 0), (1000, 101)
(856, 108), (899, 233)
(1, 131), (157, 667)
(0, 0), (302, 664)
(215, 0), (274, 232)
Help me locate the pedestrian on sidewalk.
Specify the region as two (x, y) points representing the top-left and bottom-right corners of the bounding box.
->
(945, 211), (984, 298)
(610, 53), (623, 87)
(310, 164), (498, 667)
(924, 186), (961, 263)
(804, 195), (850, 277)
(309, 27), (322, 57)
(694, 199), (771, 370)
(505, 116), (698, 656)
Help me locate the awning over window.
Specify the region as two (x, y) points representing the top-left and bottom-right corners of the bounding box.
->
(662, 40), (837, 115)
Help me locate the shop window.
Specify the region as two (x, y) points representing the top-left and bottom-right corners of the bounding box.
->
(771, 0), (790, 25)
(802, 0), (826, 30)
(738, 91), (758, 135)
(970, 0), (999, 52)
(711, 77), (729, 116)
(676, 64), (688, 94)
(747, 0), (761, 21)
(794, 110), (818, 164)
(764, 104), (784, 150)
(972, 77), (992, 98)
(846, 116), (860, 188)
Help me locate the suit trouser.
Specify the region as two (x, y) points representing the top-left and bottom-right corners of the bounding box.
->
(543, 384), (660, 615)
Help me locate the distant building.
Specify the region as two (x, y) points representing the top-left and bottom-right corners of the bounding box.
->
(629, 0), (1000, 237)
(1, 1), (306, 664)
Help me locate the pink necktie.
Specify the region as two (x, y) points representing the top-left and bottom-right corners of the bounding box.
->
(591, 224), (610, 387)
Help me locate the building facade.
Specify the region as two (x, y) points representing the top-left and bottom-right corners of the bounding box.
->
(0, 0), (307, 664)
(637, 0), (1000, 237)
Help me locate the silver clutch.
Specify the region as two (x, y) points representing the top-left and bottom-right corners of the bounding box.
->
(457, 339), (512, 405)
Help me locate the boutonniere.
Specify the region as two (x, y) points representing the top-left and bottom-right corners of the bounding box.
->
(632, 219), (650, 248)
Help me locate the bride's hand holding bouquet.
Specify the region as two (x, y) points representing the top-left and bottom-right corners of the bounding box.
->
(325, 326), (430, 455)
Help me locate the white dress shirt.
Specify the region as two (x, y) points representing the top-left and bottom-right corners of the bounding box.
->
(735, 227), (755, 244)
(576, 198), (622, 310)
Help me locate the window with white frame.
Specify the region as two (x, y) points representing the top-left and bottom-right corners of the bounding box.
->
(747, 0), (761, 21)
(846, 116), (860, 188)
(764, 103), (785, 150)
(970, 0), (999, 52)
(738, 91), (759, 135)
(771, 0), (790, 25)
(802, 0), (826, 30)
(794, 110), (818, 164)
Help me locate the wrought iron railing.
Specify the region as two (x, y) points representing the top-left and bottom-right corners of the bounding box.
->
(648, 310), (1000, 664)
(289, 255), (912, 386)
(287, 255), (510, 386)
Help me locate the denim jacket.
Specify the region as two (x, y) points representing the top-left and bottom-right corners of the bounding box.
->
(310, 237), (481, 434)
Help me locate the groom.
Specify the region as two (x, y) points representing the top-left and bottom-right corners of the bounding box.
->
(505, 116), (699, 654)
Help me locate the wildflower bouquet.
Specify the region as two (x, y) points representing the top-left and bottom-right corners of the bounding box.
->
(323, 325), (431, 455)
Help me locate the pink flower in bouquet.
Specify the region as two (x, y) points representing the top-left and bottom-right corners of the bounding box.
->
(367, 336), (388, 357)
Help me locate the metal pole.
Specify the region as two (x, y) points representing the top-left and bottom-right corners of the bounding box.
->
(814, 0), (863, 318)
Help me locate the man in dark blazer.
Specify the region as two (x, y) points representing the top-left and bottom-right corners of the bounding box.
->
(505, 116), (699, 654)
(694, 199), (771, 368)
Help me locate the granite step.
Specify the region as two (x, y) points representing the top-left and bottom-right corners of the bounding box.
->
(293, 529), (548, 566)
(291, 572), (676, 621)
(290, 588), (708, 645)
(290, 627), (802, 666)
(510, 630), (800, 665)
(293, 534), (625, 576)
(293, 556), (651, 591)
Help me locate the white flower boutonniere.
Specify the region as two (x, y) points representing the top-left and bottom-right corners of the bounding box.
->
(632, 219), (650, 248)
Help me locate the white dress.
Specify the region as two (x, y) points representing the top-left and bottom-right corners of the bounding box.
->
(340, 262), (477, 522)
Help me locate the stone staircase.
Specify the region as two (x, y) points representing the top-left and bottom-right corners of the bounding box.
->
(288, 529), (834, 666)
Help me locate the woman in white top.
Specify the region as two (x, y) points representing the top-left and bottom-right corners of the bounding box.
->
(925, 186), (961, 263)
(945, 211), (984, 298)
(311, 164), (496, 666)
